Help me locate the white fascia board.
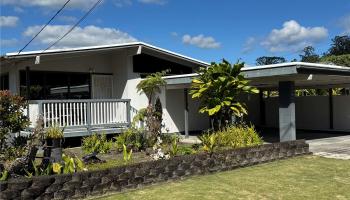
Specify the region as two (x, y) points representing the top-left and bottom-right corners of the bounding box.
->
(242, 62), (349, 71)
(4, 42), (209, 67)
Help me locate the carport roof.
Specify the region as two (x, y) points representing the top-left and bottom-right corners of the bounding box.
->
(164, 62), (350, 89)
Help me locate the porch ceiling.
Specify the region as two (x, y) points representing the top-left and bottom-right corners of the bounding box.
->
(164, 62), (350, 90)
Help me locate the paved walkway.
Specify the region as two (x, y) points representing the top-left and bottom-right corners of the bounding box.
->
(307, 135), (350, 160)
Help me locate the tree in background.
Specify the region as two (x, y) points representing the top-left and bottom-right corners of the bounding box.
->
(256, 56), (286, 65)
(327, 35), (350, 56)
(300, 46), (320, 63)
(190, 60), (258, 130)
(320, 54), (350, 67)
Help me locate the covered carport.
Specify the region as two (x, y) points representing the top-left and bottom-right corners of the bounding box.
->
(164, 62), (350, 142)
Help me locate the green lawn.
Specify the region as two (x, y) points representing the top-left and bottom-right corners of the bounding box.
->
(95, 156), (350, 200)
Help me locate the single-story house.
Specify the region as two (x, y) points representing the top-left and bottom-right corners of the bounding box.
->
(1, 42), (350, 141)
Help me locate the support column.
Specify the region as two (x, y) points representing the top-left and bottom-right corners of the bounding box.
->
(259, 90), (266, 126)
(184, 88), (189, 138)
(278, 81), (296, 142)
(328, 88), (334, 129)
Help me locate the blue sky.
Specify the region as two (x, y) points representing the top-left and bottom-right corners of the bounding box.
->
(1, 0), (350, 65)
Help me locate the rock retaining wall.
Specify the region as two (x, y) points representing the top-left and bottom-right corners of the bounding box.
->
(0, 140), (310, 200)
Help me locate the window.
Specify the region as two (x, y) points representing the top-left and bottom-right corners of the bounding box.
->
(133, 53), (194, 76)
(0, 73), (9, 90)
(20, 70), (91, 100)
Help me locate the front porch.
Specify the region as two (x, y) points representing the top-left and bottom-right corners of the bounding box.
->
(26, 99), (136, 137)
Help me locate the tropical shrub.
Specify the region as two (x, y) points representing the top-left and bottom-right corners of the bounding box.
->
(0, 91), (30, 151)
(60, 154), (86, 173)
(190, 60), (258, 130)
(82, 133), (113, 154)
(115, 127), (148, 151)
(215, 125), (263, 148)
(25, 161), (52, 177)
(199, 124), (263, 153)
(178, 146), (196, 155)
(198, 132), (218, 154)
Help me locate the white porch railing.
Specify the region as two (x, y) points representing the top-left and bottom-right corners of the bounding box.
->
(27, 99), (131, 133)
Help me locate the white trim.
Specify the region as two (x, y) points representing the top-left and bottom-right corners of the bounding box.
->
(163, 73), (199, 79)
(241, 62), (350, 71)
(5, 42), (210, 66)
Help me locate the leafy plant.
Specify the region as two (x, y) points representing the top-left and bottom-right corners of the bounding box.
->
(0, 170), (9, 181)
(11, 135), (29, 148)
(82, 133), (113, 154)
(52, 163), (62, 174)
(215, 125), (263, 148)
(169, 136), (179, 157)
(115, 127), (148, 151)
(178, 146), (196, 155)
(136, 70), (168, 105)
(45, 124), (64, 139)
(190, 60), (258, 130)
(198, 132), (218, 154)
(137, 71), (169, 143)
(0, 91), (30, 151)
(25, 161), (52, 177)
(62, 154), (86, 173)
(3, 146), (27, 161)
(122, 144), (133, 164)
(199, 124), (263, 154)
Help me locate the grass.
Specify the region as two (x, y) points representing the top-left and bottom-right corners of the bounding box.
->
(96, 156), (350, 200)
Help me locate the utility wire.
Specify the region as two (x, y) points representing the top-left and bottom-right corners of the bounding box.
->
(43, 0), (103, 52)
(17, 0), (71, 55)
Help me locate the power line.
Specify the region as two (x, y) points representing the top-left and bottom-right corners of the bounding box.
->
(43, 0), (103, 52)
(17, 0), (71, 55)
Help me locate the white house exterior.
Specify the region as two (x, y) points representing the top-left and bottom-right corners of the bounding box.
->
(0, 42), (210, 137)
(1, 42), (350, 141)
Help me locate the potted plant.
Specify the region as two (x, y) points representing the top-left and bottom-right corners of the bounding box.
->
(45, 124), (65, 162)
(46, 125), (64, 148)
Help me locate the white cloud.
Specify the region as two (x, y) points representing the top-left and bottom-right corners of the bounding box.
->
(182, 34), (221, 49)
(0, 16), (19, 27)
(113, 0), (132, 7)
(261, 20), (328, 52)
(339, 15), (350, 35)
(0, 0), (99, 10)
(58, 15), (77, 23)
(14, 6), (25, 13)
(23, 25), (138, 49)
(138, 0), (167, 5)
(1, 38), (18, 47)
(241, 37), (256, 54)
(171, 32), (178, 37)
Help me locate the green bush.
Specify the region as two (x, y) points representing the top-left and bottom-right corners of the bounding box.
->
(178, 146), (196, 155)
(199, 124), (263, 153)
(82, 133), (113, 154)
(0, 91), (30, 151)
(216, 125), (263, 148)
(115, 127), (149, 151)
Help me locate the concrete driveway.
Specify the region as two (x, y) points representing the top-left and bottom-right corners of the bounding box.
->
(307, 135), (350, 160)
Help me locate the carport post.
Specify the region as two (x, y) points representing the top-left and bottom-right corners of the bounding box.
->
(184, 88), (189, 138)
(278, 81), (296, 142)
